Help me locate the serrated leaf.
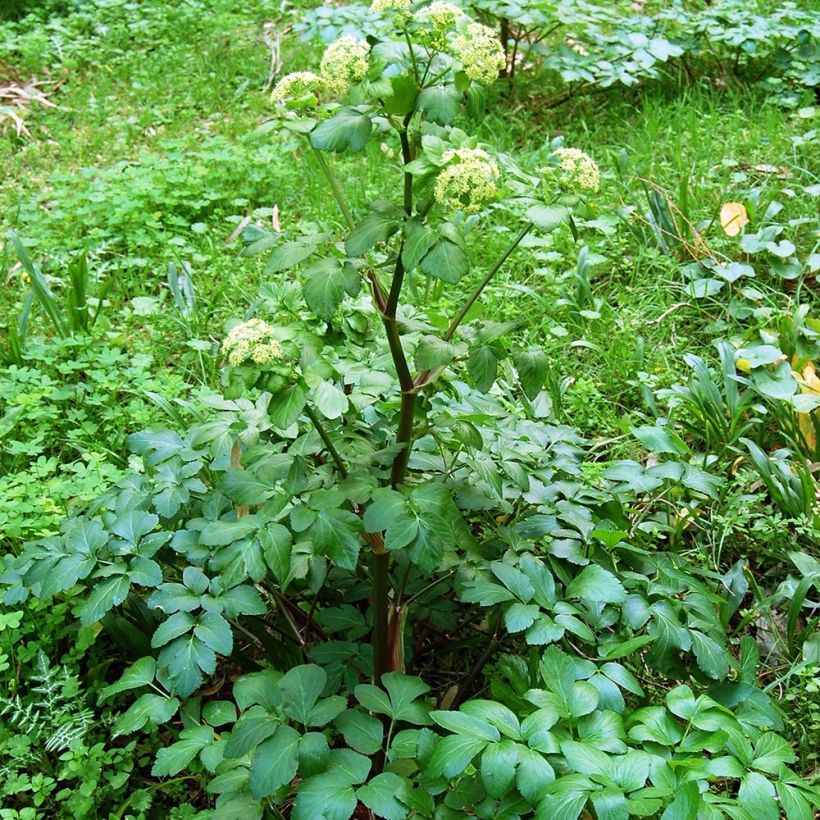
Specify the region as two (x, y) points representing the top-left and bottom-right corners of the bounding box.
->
(151, 725), (214, 776)
(310, 108), (372, 153)
(249, 724), (301, 798)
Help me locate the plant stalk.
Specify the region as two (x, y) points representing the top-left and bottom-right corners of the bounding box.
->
(313, 147), (355, 231)
(444, 220), (533, 342)
(304, 404), (348, 478)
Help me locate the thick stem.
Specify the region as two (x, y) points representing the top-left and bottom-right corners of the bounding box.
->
(372, 552), (391, 682)
(372, 118), (422, 684)
(444, 220), (533, 342)
(313, 147), (355, 231)
(304, 404), (348, 478)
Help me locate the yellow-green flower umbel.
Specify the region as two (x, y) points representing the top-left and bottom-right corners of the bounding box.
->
(434, 147), (499, 213)
(222, 319), (283, 367)
(320, 35), (371, 97)
(416, 2), (464, 50)
(553, 147), (600, 192)
(371, 0), (412, 13)
(451, 21), (505, 83)
(271, 71), (324, 109)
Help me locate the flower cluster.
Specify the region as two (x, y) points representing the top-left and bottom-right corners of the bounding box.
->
(553, 147), (600, 192)
(271, 71), (324, 109)
(320, 35), (371, 97)
(371, 0), (412, 13)
(451, 21), (505, 83)
(434, 147), (499, 213)
(416, 2), (464, 50)
(222, 319), (283, 367)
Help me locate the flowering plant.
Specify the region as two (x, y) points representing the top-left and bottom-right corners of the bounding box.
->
(259, 1), (600, 681)
(8, 4), (817, 820)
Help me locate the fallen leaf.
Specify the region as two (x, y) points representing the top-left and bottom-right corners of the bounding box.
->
(720, 201), (749, 237)
(795, 359), (820, 453)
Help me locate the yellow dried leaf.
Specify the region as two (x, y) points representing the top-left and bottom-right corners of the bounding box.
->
(795, 360), (819, 454)
(720, 202), (749, 237)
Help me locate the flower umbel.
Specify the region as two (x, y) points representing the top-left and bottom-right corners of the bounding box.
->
(320, 35), (370, 97)
(553, 147), (600, 192)
(271, 71), (324, 109)
(434, 147), (499, 213)
(416, 2), (464, 50)
(371, 0), (412, 12)
(222, 319), (283, 367)
(451, 21), (505, 83)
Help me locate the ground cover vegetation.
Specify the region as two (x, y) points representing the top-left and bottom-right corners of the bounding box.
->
(0, 0), (818, 817)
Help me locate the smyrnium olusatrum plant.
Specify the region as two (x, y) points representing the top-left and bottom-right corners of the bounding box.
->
(262, 0), (598, 683)
(12, 3), (817, 819)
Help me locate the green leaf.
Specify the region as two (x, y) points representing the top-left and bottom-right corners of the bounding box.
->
(481, 740), (519, 798)
(345, 204), (403, 257)
(427, 734), (489, 778)
(513, 348), (550, 399)
(100, 657), (156, 702)
(249, 724), (301, 798)
(303, 258), (360, 319)
(336, 710), (383, 754)
(299, 731), (330, 777)
(265, 239), (318, 273)
(752, 733), (795, 774)
(416, 85), (460, 125)
(420, 237), (468, 284)
(151, 611), (196, 648)
(268, 383), (307, 428)
(310, 108), (372, 153)
(738, 771), (778, 820)
(590, 788), (629, 820)
(151, 725), (213, 776)
(689, 629), (729, 681)
(292, 772), (357, 820)
(79, 573), (131, 625)
(156, 634), (216, 697)
(200, 517), (263, 547)
(429, 710), (500, 741)
(468, 344), (499, 392)
(538, 774), (594, 820)
(461, 700), (521, 740)
(402, 219), (438, 271)
(414, 335), (466, 371)
(309, 378), (350, 420)
(660, 780), (700, 820)
(223, 707), (278, 757)
(357, 772), (408, 820)
(308, 508), (362, 570)
(505, 602), (540, 633)
(203, 700), (237, 727)
(565, 564), (626, 604)
(517, 747), (555, 802)
(355, 673), (430, 724)
(113, 693), (179, 736)
(632, 424), (689, 456)
(280, 664), (326, 725)
(527, 204), (570, 232)
(561, 741), (611, 776)
(363, 489), (418, 550)
(194, 611), (234, 656)
(491, 561), (535, 603)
